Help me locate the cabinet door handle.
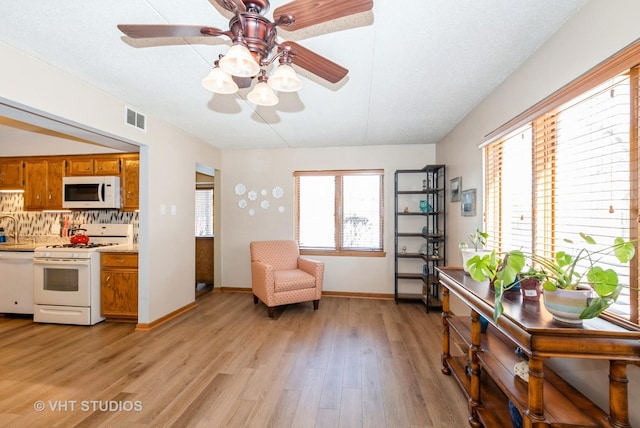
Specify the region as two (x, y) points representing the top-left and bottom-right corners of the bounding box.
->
(106, 275), (111, 285)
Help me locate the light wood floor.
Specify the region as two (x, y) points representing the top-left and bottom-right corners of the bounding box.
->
(0, 292), (469, 427)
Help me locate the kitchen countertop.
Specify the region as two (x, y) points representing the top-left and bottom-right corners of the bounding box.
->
(0, 242), (40, 252)
(0, 242), (139, 253)
(98, 244), (138, 253)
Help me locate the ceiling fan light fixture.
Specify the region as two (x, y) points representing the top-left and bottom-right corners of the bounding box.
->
(268, 64), (302, 92)
(202, 66), (239, 94)
(247, 80), (279, 107)
(219, 43), (260, 77)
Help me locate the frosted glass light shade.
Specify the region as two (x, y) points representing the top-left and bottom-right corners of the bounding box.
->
(219, 44), (260, 77)
(268, 64), (302, 92)
(202, 67), (238, 94)
(247, 81), (279, 106)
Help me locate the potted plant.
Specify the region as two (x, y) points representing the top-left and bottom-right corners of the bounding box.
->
(468, 232), (637, 324)
(466, 248), (526, 321)
(519, 265), (544, 302)
(527, 233), (635, 324)
(459, 228), (492, 273)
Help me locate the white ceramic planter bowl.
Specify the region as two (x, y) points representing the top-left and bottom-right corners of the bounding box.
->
(543, 288), (592, 325)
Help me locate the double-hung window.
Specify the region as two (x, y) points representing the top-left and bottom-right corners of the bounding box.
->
(483, 42), (640, 326)
(294, 170), (384, 256)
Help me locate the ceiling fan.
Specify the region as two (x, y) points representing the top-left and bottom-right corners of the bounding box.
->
(117, 0), (374, 106)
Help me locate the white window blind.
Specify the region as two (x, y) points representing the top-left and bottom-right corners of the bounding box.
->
(195, 189), (213, 237)
(484, 67), (639, 323)
(546, 75), (633, 317)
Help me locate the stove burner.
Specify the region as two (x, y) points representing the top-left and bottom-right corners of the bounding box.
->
(46, 243), (118, 249)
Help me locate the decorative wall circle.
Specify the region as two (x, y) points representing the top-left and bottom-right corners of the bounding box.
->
(238, 199), (247, 208)
(248, 190), (257, 201)
(278, 206), (285, 213)
(261, 189), (267, 196)
(272, 186), (284, 199)
(248, 208), (255, 216)
(234, 183), (246, 195)
(261, 200), (269, 209)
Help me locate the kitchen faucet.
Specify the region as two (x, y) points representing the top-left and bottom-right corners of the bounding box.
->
(0, 215), (19, 244)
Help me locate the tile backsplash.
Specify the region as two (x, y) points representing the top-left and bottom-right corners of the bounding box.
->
(0, 192), (138, 243)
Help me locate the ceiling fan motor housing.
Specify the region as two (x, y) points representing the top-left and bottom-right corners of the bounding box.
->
(230, 13), (277, 64)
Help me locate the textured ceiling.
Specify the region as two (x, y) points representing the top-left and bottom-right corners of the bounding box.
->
(0, 0), (588, 150)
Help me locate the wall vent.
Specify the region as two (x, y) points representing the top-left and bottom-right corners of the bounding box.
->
(125, 107), (146, 131)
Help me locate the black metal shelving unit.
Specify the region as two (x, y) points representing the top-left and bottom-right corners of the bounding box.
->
(394, 165), (446, 311)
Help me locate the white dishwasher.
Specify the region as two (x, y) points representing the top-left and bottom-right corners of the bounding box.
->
(0, 251), (34, 314)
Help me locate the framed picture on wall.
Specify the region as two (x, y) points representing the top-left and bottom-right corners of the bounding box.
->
(461, 188), (476, 216)
(450, 177), (461, 202)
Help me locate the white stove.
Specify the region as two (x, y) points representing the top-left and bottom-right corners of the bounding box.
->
(33, 223), (133, 325)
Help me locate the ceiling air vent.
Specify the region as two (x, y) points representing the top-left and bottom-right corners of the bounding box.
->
(125, 106), (146, 131)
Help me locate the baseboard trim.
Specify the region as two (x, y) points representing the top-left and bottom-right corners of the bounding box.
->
(322, 290), (394, 300)
(215, 287), (393, 300)
(135, 301), (197, 331)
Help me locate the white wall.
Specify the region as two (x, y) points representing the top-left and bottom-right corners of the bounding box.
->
(436, 0), (640, 423)
(220, 144), (436, 294)
(0, 41), (222, 324)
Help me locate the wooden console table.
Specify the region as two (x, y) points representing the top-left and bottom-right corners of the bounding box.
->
(437, 267), (640, 427)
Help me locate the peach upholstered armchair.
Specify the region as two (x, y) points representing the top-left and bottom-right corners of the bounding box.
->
(250, 240), (325, 318)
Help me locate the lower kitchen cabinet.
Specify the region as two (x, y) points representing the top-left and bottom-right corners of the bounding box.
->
(100, 252), (138, 321)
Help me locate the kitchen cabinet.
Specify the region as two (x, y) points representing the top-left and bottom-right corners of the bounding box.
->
(438, 267), (640, 427)
(120, 155), (139, 211)
(100, 252), (138, 321)
(23, 158), (65, 210)
(66, 155), (121, 176)
(196, 237), (214, 285)
(0, 251), (34, 314)
(0, 157), (24, 190)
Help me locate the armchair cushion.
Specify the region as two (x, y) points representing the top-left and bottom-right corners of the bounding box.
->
(274, 269), (316, 292)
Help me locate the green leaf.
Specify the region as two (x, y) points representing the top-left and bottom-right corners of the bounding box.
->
(542, 280), (557, 292)
(587, 267), (619, 297)
(579, 232), (596, 245)
(555, 251), (572, 268)
(495, 251), (525, 287)
(493, 299), (504, 322)
(613, 237), (635, 263)
(580, 297), (613, 319)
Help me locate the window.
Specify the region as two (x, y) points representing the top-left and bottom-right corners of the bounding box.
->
(295, 170), (384, 255)
(483, 41), (640, 326)
(195, 189), (213, 237)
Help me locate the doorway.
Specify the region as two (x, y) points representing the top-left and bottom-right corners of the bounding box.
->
(195, 170), (214, 297)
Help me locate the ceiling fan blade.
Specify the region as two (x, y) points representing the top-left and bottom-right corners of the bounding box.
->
(274, 0), (373, 31)
(281, 41), (348, 84)
(214, 0), (246, 13)
(117, 24), (229, 39)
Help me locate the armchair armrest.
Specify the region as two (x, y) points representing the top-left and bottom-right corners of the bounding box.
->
(298, 257), (325, 287)
(251, 261), (275, 289)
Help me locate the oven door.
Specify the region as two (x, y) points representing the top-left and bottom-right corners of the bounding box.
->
(33, 258), (91, 307)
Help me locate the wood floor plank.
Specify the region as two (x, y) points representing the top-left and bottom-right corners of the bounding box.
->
(0, 293), (469, 427)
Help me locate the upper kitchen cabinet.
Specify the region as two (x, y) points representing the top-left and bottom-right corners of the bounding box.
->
(66, 155), (121, 176)
(120, 154), (139, 211)
(23, 158), (65, 210)
(0, 157), (23, 190)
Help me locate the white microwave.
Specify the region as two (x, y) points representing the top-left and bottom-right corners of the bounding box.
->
(62, 176), (121, 209)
